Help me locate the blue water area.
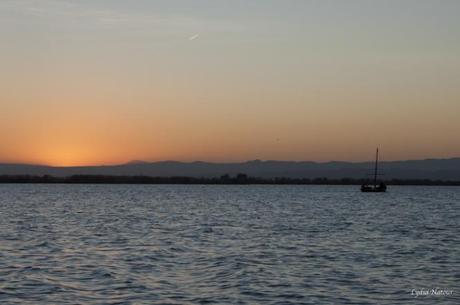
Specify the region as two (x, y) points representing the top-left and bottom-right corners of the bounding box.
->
(0, 184), (458, 304)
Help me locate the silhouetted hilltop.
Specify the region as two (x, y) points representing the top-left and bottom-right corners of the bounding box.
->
(1, 158), (459, 180)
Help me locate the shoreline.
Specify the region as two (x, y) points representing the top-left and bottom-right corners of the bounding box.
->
(0, 175), (459, 186)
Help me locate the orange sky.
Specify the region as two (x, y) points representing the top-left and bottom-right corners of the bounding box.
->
(1, 1), (459, 166)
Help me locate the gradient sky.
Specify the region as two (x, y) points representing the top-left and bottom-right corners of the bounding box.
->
(1, 0), (459, 166)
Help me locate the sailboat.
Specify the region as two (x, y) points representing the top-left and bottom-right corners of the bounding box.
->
(361, 148), (387, 192)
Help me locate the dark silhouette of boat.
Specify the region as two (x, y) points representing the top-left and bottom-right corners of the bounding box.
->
(361, 148), (387, 192)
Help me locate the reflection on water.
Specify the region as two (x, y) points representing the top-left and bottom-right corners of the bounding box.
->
(0, 185), (459, 304)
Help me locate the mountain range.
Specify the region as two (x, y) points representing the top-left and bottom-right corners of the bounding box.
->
(1, 158), (460, 180)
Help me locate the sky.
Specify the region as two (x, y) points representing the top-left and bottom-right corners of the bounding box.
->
(1, 0), (459, 166)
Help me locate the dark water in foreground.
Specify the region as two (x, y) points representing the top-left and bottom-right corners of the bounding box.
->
(0, 185), (458, 304)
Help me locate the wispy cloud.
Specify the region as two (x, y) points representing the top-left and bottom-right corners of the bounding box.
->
(3, 1), (145, 23)
(0, 0), (240, 32)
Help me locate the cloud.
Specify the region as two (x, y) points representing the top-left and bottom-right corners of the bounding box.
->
(0, 0), (252, 33)
(0, 0), (204, 28)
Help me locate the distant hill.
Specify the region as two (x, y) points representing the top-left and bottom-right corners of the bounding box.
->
(1, 158), (460, 180)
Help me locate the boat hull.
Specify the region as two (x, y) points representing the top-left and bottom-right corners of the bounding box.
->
(361, 185), (387, 192)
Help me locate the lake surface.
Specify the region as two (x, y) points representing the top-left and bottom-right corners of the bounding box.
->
(0, 185), (458, 304)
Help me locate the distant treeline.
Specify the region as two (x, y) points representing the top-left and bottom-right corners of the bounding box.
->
(0, 174), (459, 186)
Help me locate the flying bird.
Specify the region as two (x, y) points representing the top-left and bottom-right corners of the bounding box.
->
(188, 34), (199, 41)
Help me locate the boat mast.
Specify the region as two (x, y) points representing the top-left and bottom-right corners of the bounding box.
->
(374, 148), (379, 187)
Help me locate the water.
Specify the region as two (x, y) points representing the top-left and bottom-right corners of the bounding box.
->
(0, 185), (458, 304)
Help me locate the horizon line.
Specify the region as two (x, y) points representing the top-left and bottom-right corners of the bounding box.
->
(1, 156), (459, 168)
